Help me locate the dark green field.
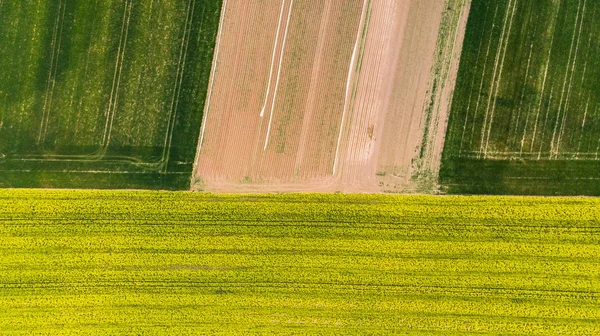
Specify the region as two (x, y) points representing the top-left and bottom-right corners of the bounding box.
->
(441, 0), (600, 195)
(0, 0), (222, 189)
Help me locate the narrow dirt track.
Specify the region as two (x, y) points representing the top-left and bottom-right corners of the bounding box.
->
(193, 0), (471, 193)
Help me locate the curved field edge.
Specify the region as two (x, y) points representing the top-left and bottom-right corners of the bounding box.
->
(0, 190), (598, 335)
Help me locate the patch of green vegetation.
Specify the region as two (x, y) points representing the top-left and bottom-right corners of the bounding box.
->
(0, 0), (222, 189)
(441, 0), (600, 195)
(1, 190), (599, 334)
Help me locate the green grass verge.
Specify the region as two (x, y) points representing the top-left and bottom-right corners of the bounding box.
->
(0, 190), (598, 334)
(0, 0), (222, 189)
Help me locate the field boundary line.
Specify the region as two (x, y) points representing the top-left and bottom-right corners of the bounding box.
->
(419, 0), (474, 181)
(195, 0), (229, 163)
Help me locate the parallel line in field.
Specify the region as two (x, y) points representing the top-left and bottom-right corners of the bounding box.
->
(554, 1), (586, 156)
(102, 0), (133, 150)
(506, 1), (534, 152)
(4, 216), (600, 228)
(294, 0), (333, 173)
(243, 1), (272, 179)
(536, 86), (555, 159)
(263, 0), (294, 151)
(590, 15), (600, 159)
(105, 0), (133, 150)
(259, 0), (286, 119)
(462, 149), (600, 156)
(319, 1), (364, 176)
(467, 3), (499, 149)
(346, 0), (384, 177)
(161, 0), (197, 172)
(555, 0), (587, 158)
(528, 2), (561, 155)
(483, 0), (517, 157)
(5, 252), (599, 265)
(478, 0), (511, 156)
(0, 223), (600, 231)
(294, 0), (352, 178)
(549, 0), (583, 159)
(38, 0), (66, 145)
(332, 0), (369, 174)
(514, 41), (534, 155)
(458, 4), (491, 157)
(574, 20), (594, 157)
(479, 0), (516, 157)
(595, 109), (600, 160)
(575, 97), (591, 158)
(43, 1), (68, 143)
(347, 0), (377, 176)
(1, 280), (597, 296)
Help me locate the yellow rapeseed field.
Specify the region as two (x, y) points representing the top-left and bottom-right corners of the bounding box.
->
(0, 190), (598, 334)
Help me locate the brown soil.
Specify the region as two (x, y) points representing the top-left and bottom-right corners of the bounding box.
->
(193, 0), (472, 193)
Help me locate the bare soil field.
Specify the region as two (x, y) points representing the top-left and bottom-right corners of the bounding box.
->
(193, 0), (471, 193)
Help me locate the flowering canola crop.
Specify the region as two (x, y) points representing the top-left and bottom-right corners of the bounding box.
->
(0, 190), (598, 334)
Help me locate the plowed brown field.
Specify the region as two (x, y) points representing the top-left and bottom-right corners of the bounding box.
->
(193, 0), (471, 193)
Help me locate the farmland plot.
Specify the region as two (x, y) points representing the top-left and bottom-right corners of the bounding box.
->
(193, 0), (472, 193)
(193, 0), (364, 191)
(1, 190), (599, 334)
(0, 0), (221, 189)
(349, 0), (471, 193)
(441, 0), (600, 195)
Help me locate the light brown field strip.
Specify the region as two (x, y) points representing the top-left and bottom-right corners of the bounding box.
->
(194, 0), (472, 193)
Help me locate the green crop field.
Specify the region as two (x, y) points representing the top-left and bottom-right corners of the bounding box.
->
(0, 190), (598, 334)
(0, 0), (221, 189)
(441, 0), (600, 195)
